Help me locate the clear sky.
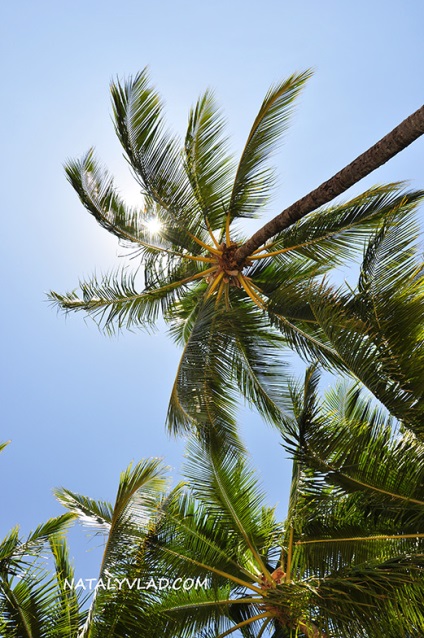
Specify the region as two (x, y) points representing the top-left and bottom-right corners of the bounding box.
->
(1, 0), (423, 580)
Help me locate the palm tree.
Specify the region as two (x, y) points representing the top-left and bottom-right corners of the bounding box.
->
(48, 68), (424, 444)
(0, 511), (83, 637)
(3, 377), (424, 637)
(236, 103), (424, 260)
(136, 368), (424, 637)
(54, 458), (170, 638)
(306, 192), (424, 439)
(0, 455), (169, 638)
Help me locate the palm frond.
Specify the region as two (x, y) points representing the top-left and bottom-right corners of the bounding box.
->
(264, 184), (424, 265)
(227, 300), (293, 425)
(57, 458), (168, 638)
(185, 89), (234, 231)
(0, 573), (59, 638)
(354, 205), (424, 403)
(54, 489), (114, 532)
(276, 371), (424, 595)
(111, 68), (203, 235)
(315, 555), (424, 636)
(140, 585), (262, 638)
(169, 291), (294, 442)
(285, 380), (424, 520)
(310, 281), (424, 433)
(0, 441), (10, 455)
(65, 149), (147, 246)
(48, 261), (206, 335)
(184, 436), (280, 581)
(49, 534), (85, 636)
(305, 199), (424, 436)
(0, 515), (76, 577)
(0, 518), (85, 638)
(166, 298), (241, 448)
(268, 305), (343, 371)
(228, 70), (312, 219)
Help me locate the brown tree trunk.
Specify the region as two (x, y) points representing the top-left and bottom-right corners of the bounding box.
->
(235, 104), (424, 263)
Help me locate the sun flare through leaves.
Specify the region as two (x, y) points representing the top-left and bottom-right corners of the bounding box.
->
(49, 67), (424, 443)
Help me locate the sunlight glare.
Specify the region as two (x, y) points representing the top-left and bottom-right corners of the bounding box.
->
(144, 217), (163, 235)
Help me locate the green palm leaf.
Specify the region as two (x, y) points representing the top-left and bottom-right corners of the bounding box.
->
(263, 184), (424, 265)
(279, 370), (424, 594)
(48, 260), (207, 335)
(167, 296), (293, 445)
(0, 441), (10, 455)
(228, 70), (312, 219)
(284, 379), (424, 525)
(65, 149), (147, 247)
(315, 555), (424, 636)
(167, 297), (241, 448)
(185, 89), (234, 230)
(0, 514), (83, 638)
(56, 458), (168, 638)
(184, 436), (280, 581)
(56, 458), (167, 572)
(309, 201), (424, 435)
(111, 69), (201, 234)
(0, 515), (76, 576)
(48, 535), (86, 637)
(51, 68), (424, 451)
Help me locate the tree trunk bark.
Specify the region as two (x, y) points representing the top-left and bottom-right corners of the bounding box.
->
(235, 104), (424, 263)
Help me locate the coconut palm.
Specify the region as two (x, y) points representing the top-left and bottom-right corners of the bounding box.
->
(48, 68), (424, 444)
(236, 102), (424, 260)
(307, 194), (424, 438)
(3, 377), (424, 638)
(0, 455), (169, 638)
(137, 368), (424, 637)
(53, 457), (169, 638)
(0, 511), (82, 637)
(0, 442), (83, 636)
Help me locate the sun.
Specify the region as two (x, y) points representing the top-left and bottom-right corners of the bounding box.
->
(144, 217), (163, 235)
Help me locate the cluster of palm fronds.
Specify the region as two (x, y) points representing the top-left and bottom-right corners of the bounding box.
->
(2, 370), (424, 636)
(48, 69), (424, 449)
(2, 69), (424, 636)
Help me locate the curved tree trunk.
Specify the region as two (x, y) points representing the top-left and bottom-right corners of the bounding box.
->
(236, 104), (424, 263)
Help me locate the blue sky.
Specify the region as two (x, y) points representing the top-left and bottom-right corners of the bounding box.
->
(1, 0), (423, 579)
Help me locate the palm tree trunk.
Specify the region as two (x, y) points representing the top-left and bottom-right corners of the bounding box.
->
(236, 104), (424, 262)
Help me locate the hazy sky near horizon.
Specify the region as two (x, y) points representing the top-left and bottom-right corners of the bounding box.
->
(1, 0), (423, 578)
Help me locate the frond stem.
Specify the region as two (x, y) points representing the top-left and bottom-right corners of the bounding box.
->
(155, 545), (264, 594)
(217, 612), (272, 638)
(307, 452), (424, 507)
(246, 201), (410, 262)
(270, 310), (341, 360)
(206, 271), (225, 299)
(210, 450), (275, 587)
(225, 212), (231, 246)
(183, 254), (217, 264)
(206, 219), (221, 250)
(0, 579), (34, 638)
(187, 231), (222, 255)
(285, 527), (294, 583)
(237, 275), (266, 310)
(256, 617), (272, 638)
(297, 532), (424, 546)
(215, 279), (226, 306)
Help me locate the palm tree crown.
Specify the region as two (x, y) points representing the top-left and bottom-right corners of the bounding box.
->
(3, 371), (424, 637)
(49, 68), (424, 444)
